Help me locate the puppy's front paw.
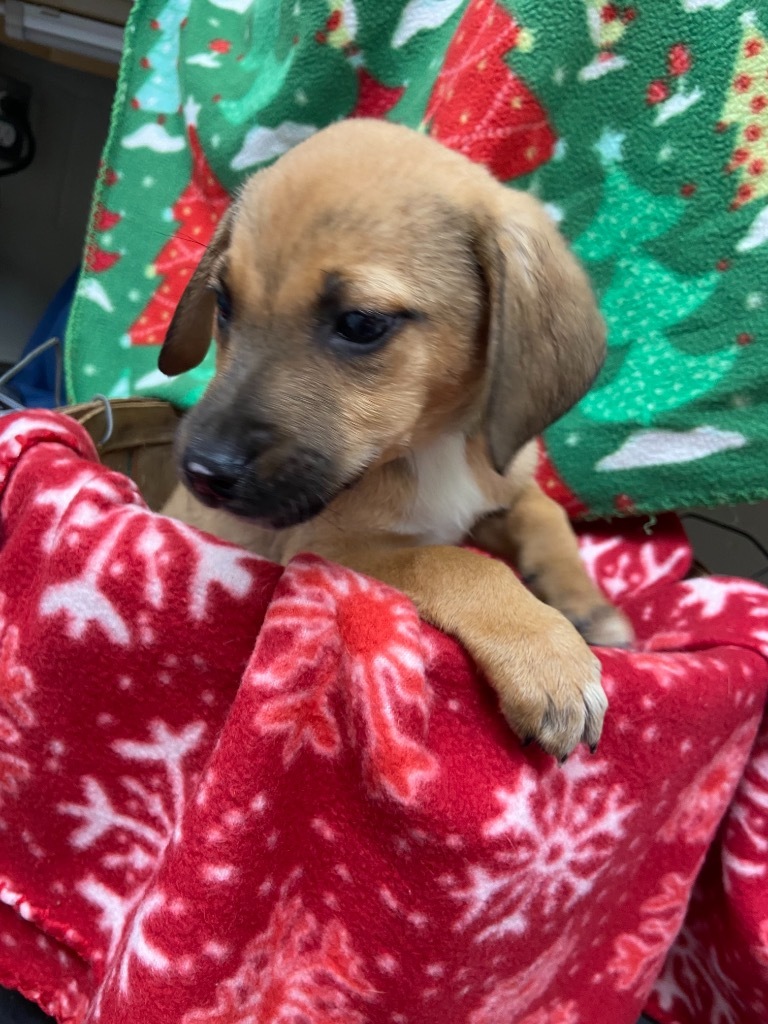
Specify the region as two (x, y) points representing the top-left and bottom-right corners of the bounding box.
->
(485, 607), (607, 761)
(567, 601), (635, 650)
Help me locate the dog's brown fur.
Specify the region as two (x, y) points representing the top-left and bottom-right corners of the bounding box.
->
(160, 119), (633, 760)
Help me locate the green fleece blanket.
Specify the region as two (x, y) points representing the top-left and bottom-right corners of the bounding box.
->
(66, 0), (768, 518)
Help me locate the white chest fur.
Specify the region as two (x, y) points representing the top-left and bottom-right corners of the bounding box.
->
(393, 433), (494, 545)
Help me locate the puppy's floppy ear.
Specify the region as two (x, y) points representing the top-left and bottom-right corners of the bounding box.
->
(158, 203), (234, 377)
(476, 192), (606, 474)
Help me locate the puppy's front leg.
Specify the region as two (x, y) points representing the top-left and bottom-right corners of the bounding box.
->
(321, 539), (606, 759)
(471, 482), (634, 648)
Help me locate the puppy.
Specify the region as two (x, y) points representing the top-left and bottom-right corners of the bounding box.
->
(159, 119), (633, 760)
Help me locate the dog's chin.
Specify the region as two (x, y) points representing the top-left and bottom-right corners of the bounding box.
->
(187, 474), (363, 531)
(225, 495), (330, 531)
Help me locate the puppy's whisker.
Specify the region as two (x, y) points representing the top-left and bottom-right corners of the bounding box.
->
(139, 225), (216, 250)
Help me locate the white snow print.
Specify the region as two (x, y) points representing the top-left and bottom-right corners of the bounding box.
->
(186, 52), (222, 68)
(208, 0), (253, 10)
(653, 84), (703, 125)
(341, 0), (358, 38)
(682, 0), (733, 9)
(78, 278), (114, 312)
(737, 206), (768, 253)
(122, 123), (186, 153)
(578, 54), (628, 81)
(724, 729), (768, 884)
(596, 426), (747, 471)
(452, 758), (635, 940)
(230, 122), (316, 171)
(468, 928), (579, 1022)
(135, 368), (173, 390)
(659, 718), (760, 845)
(392, 0), (465, 49)
(608, 872), (693, 995)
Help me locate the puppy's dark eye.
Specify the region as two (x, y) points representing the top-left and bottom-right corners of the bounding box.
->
(214, 285), (233, 330)
(334, 310), (396, 348)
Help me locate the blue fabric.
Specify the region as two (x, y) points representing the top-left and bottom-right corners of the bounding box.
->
(8, 269), (78, 409)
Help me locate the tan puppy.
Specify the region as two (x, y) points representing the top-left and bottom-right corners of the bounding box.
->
(160, 119), (633, 760)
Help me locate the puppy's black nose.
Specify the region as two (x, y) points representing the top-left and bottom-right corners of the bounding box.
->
(181, 425), (275, 506)
(182, 446), (246, 505)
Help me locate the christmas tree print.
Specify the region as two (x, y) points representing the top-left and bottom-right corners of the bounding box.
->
(218, 0), (299, 127)
(134, 0), (191, 115)
(573, 155), (735, 425)
(312, 1), (405, 119)
(128, 101), (229, 348)
(720, 11), (768, 209)
(424, 0), (556, 181)
(85, 198), (122, 274)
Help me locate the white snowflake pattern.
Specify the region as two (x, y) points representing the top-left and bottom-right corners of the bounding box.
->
(675, 577), (768, 622)
(162, 518), (258, 620)
(652, 919), (767, 1024)
(59, 719), (204, 999)
(39, 494), (261, 647)
(39, 511), (141, 646)
(724, 727), (768, 885)
(450, 757), (635, 940)
(577, 533), (688, 600)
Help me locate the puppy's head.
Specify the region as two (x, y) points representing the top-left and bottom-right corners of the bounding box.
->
(160, 119), (605, 529)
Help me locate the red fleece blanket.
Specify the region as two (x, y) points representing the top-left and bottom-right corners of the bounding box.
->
(1, 410), (768, 1024)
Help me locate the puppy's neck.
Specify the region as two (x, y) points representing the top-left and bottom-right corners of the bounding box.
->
(382, 432), (496, 546)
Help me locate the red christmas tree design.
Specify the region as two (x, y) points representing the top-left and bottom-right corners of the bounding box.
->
(425, 0), (556, 181)
(350, 68), (405, 118)
(128, 117), (230, 347)
(534, 439), (589, 518)
(85, 243), (121, 274)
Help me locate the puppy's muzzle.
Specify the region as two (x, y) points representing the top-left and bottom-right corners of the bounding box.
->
(179, 428), (341, 530)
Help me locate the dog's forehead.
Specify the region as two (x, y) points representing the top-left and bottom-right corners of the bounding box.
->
(226, 179), (475, 315)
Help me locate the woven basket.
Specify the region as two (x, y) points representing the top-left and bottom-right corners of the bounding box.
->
(62, 397), (181, 512)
